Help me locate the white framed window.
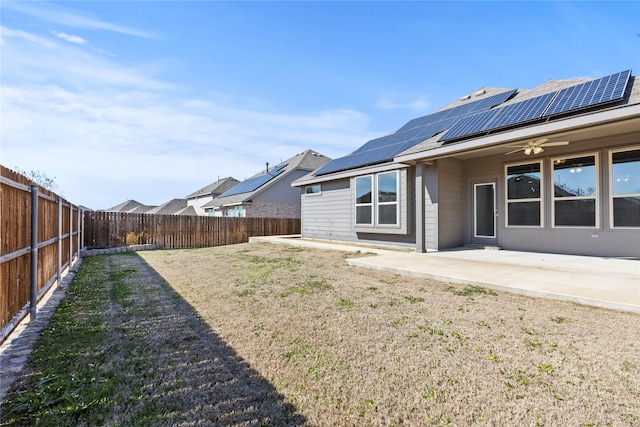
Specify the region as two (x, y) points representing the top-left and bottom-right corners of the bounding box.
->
(355, 175), (373, 225)
(377, 171), (399, 226)
(610, 147), (640, 228)
(552, 153), (598, 228)
(304, 184), (321, 195)
(505, 161), (543, 227)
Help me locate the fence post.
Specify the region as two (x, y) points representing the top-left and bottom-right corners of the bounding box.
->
(57, 197), (62, 285)
(77, 206), (81, 259)
(30, 185), (38, 321)
(69, 202), (73, 264)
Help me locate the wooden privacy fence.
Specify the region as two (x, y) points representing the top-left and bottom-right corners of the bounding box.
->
(1, 166), (83, 343)
(84, 211), (301, 249)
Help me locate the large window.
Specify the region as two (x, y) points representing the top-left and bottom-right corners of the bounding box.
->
(355, 171), (399, 227)
(377, 172), (398, 225)
(355, 175), (373, 225)
(552, 154), (598, 227)
(610, 148), (640, 228)
(506, 162), (542, 227)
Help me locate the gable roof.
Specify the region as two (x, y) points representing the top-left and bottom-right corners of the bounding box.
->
(203, 149), (331, 209)
(102, 199), (155, 213)
(310, 69), (636, 179)
(145, 198), (189, 215)
(185, 177), (240, 199)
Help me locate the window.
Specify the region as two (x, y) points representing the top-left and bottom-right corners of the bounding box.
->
(377, 172), (398, 225)
(355, 175), (373, 225)
(304, 184), (321, 195)
(552, 154), (598, 227)
(506, 162), (542, 227)
(610, 147), (640, 228)
(354, 171), (400, 227)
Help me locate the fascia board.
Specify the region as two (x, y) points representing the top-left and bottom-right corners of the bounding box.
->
(395, 105), (640, 163)
(291, 163), (410, 187)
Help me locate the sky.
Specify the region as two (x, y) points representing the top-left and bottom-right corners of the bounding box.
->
(1, 1), (638, 210)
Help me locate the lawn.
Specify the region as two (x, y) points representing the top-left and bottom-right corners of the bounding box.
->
(2, 242), (639, 426)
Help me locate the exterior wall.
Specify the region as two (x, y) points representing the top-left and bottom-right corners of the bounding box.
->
(424, 164), (438, 250)
(254, 170), (308, 204)
(300, 173), (416, 248)
(437, 158), (464, 248)
(187, 196), (213, 216)
(462, 133), (640, 257)
(247, 201), (300, 218)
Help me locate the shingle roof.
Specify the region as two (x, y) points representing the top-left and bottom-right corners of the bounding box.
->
(102, 199), (155, 213)
(204, 149), (331, 208)
(145, 198), (188, 215)
(185, 177), (240, 199)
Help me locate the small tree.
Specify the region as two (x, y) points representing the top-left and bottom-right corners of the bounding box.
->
(14, 167), (58, 191)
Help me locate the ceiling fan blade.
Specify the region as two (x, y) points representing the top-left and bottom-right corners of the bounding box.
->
(505, 148), (523, 155)
(541, 141), (570, 147)
(532, 138), (549, 145)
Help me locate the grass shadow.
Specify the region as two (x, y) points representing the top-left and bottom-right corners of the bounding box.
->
(2, 253), (306, 426)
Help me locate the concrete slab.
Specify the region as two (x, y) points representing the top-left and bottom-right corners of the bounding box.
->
(250, 236), (640, 314)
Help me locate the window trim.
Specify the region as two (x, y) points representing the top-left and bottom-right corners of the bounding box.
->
(376, 171), (399, 227)
(551, 152), (599, 229)
(304, 184), (321, 196)
(355, 174), (374, 226)
(609, 145), (640, 229)
(504, 160), (544, 228)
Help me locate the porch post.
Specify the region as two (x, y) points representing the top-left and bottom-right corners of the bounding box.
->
(415, 162), (426, 253)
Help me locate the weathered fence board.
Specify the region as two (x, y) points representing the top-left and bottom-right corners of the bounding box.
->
(84, 212), (300, 249)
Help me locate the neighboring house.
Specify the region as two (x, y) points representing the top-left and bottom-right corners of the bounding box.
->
(103, 199), (156, 213)
(185, 177), (240, 215)
(145, 198), (197, 216)
(203, 149), (331, 218)
(293, 70), (639, 258)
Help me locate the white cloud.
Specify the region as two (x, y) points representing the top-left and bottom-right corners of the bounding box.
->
(2, 2), (157, 39)
(52, 31), (87, 45)
(1, 25), (375, 209)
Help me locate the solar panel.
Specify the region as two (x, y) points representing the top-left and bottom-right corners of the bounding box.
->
(440, 109), (500, 142)
(544, 70), (631, 116)
(218, 164), (287, 197)
(484, 91), (557, 131)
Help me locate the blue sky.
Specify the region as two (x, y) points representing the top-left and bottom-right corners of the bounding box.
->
(1, 1), (638, 209)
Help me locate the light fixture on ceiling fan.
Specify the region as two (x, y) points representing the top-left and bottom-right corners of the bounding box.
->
(505, 138), (570, 155)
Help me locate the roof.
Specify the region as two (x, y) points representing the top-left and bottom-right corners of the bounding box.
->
(309, 69), (637, 180)
(203, 149), (331, 209)
(145, 198), (189, 215)
(185, 177), (240, 199)
(102, 199), (155, 213)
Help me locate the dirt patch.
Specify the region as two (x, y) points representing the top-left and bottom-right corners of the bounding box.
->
(138, 242), (640, 426)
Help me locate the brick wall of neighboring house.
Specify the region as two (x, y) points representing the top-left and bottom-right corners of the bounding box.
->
(248, 202), (301, 218)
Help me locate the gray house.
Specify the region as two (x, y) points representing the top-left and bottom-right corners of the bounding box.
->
(185, 177), (240, 215)
(293, 70), (640, 258)
(203, 149), (331, 218)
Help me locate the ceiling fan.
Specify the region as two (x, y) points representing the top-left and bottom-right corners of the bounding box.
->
(504, 138), (570, 155)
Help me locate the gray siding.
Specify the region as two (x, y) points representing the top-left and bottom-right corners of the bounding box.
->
(253, 170), (306, 204)
(300, 170), (416, 248)
(424, 164), (438, 250)
(463, 134), (640, 257)
(437, 158), (464, 248)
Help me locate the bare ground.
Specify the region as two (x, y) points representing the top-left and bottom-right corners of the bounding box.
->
(136, 242), (640, 427)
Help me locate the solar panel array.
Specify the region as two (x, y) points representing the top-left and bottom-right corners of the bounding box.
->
(218, 164), (288, 198)
(440, 69), (631, 142)
(545, 69), (631, 116)
(314, 69), (632, 176)
(314, 90), (517, 176)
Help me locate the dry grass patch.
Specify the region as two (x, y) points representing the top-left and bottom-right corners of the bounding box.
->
(139, 243), (640, 426)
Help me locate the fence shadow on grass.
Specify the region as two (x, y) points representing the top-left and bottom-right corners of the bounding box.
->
(111, 253), (306, 426)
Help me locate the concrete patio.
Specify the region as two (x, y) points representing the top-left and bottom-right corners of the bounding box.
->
(250, 235), (640, 314)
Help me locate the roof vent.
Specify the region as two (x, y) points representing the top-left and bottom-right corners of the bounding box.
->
(474, 89), (486, 97)
(459, 94), (471, 101)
